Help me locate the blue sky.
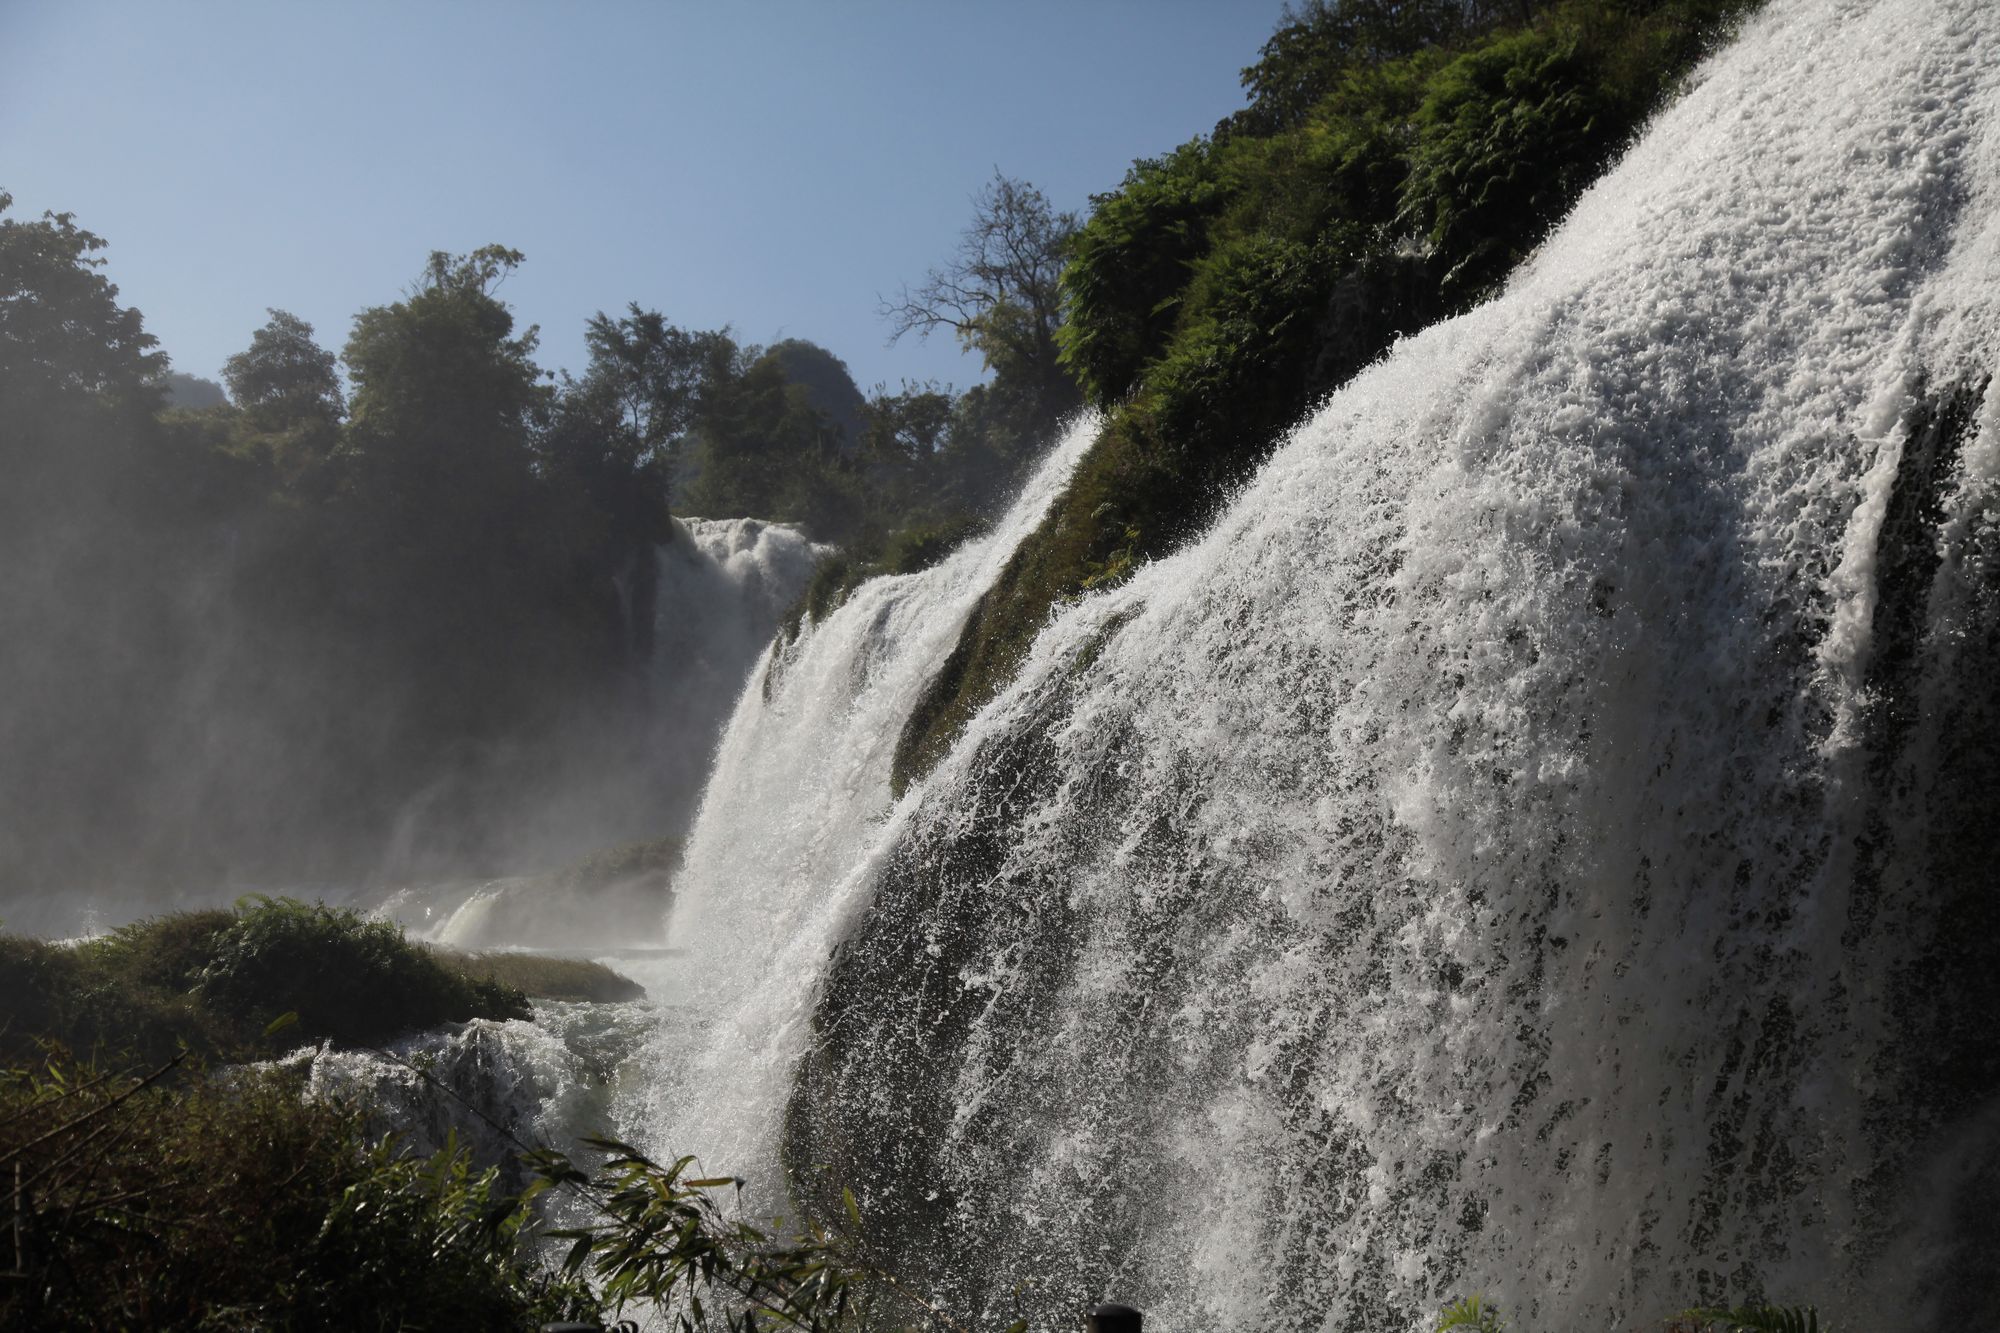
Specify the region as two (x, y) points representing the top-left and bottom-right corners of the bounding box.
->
(1, 2), (1292, 396)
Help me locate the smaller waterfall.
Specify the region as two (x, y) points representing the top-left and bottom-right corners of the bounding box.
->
(365, 518), (826, 952)
(644, 518), (833, 835)
(628, 416), (1099, 1196)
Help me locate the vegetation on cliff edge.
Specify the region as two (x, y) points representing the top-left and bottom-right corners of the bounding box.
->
(889, 0), (1763, 791)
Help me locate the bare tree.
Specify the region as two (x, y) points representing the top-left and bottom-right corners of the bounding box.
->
(882, 172), (1079, 414)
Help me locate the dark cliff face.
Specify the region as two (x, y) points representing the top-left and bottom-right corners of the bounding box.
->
(1855, 377), (2000, 1318)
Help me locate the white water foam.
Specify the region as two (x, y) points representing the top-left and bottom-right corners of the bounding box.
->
(627, 416), (1098, 1197)
(646, 517), (834, 834)
(633, 0), (2000, 1325)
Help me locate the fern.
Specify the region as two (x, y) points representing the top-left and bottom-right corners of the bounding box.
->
(1437, 1294), (1505, 1333)
(1681, 1306), (1820, 1333)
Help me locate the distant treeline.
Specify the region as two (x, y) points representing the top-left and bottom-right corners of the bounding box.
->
(0, 195), (1070, 903)
(0, 0), (1756, 903)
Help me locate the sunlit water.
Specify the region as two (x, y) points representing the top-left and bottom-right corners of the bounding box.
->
(314, 0), (1999, 1326)
(612, 0), (2000, 1327)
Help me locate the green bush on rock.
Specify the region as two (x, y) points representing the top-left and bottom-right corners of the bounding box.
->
(0, 896), (531, 1064)
(195, 895), (530, 1046)
(439, 947), (646, 1003)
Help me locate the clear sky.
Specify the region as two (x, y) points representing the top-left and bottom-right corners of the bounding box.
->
(0, 1), (1292, 396)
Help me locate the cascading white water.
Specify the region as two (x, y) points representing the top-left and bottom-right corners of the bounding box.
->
(629, 418), (1097, 1190)
(645, 517), (835, 833)
(636, 0), (2000, 1326)
(367, 517), (826, 949)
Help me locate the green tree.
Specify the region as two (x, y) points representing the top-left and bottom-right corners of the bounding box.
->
(682, 342), (858, 534)
(0, 194), (258, 900)
(340, 245), (545, 513)
(1226, 0), (1537, 136)
(326, 245), (579, 763)
(579, 303), (731, 467)
(162, 371), (227, 409)
(217, 309), (345, 493)
(883, 173), (1081, 441)
(223, 308), (344, 430)
(0, 191), (165, 407)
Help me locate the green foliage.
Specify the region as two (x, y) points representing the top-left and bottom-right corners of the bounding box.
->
(1228, 0), (1530, 137)
(532, 1138), (978, 1332)
(581, 301), (731, 458)
(0, 212), (688, 896)
(884, 172), (1079, 429)
(894, 0), (1764, 791)
(0, 1048), (602, 1330)
(1057, 143), (1231, 403)
(223, 307), (344, 430)
(879, 514), (990, 575)
(162, 369), (228, 408)
(438, 948), (646, 1003)
(1, 183), (1073, 896)
(0, 898), (528, 1064)
(795, 553), (860, 633)
(194, 895), (531, 1046)
(1437, 1293), (1506, 1332)
(339, 245), (546, 523)
(1, 928), (231, 1068)
(308, 1130), (598, 1328)
(682, 341), (862, 536)
(0, 190), (165, 406)
(784, 515), (991, 640)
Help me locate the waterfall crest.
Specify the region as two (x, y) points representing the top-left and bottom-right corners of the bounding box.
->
(635, 0), (2000, 1325)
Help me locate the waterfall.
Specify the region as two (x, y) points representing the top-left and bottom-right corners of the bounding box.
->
(365, 517), (826, 950)
(644, 517), (834, 834)
(630, 417), (1097, 1189)
(632, 0), (2000, 1326)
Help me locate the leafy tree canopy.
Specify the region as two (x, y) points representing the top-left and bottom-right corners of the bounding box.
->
(223, 308), (344, 430)
(0, 190), (166, 405)
(340, 245), (546, 511)
(162, 371), (227, 409)
(579, 302), (732, 458)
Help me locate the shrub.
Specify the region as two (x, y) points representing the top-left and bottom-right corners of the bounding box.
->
(532, 1137), (963, 1332)
(0, 1048), (603, 1330)
(194, 895), (530, 1046)
(0, 897), (530, 1064)
(1, 930), (226, 1067)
